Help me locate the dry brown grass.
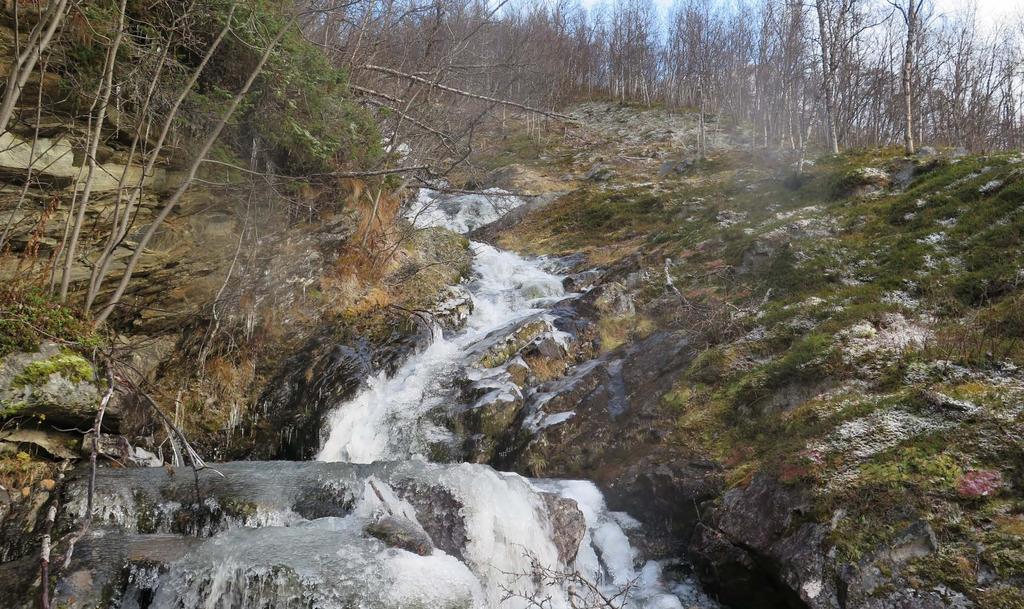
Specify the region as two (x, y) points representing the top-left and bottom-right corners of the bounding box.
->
(523, 353), (567, 382)
(596, 313), (654, 352)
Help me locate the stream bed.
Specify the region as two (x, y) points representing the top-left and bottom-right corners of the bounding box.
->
(46, 189), (718, 609)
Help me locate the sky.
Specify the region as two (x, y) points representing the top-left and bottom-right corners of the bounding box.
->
(577, 0), (1022, 28)
(932, 0), (1021, 25)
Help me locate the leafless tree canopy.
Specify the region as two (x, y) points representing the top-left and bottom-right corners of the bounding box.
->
(303, 0), (1023, 162)
(1, 0), (1021, 329)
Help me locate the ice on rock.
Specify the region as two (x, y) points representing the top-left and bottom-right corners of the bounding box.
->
(148, 523), (484, 609)
(383, 552), (487, 608)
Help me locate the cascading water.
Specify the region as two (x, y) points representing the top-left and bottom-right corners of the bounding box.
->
(53, 188), (717, 609)
(311, 187), (717, 609)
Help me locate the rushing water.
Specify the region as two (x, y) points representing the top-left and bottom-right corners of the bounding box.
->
(311, 188), (716, 609)
(80, 187), (715, 609)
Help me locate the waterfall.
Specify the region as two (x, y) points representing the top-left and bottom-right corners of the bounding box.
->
(80, 188), (716, 609)
(309, 187), (714, 609)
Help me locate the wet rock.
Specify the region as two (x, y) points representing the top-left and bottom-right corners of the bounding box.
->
(457, 385), (525, 462)
(688, 474), (963, 609)
(434, 285), (475, 328)
(505, 357), (531, 387)
(524, 336), (566, 361)
(562, 269), (602, 292)
(604, 456), (723, 546)
(0, 479), (51, 563)
(392, 480), (468, 560)
(471, 316), (553, 369)
(81, 433), (163, 467)
(365, 515), (434, 555)
(464, 388), (523, 435)
(0, 427), (78, 459)
(593, 281), (635, 316)
(507, 330), (697, 518)
(468, 192), (563, 243)
(689, 524), (800, 608)
(248, 310), (436, 459)
(541, 493), (586, 563)
(689, 475), (830, 608)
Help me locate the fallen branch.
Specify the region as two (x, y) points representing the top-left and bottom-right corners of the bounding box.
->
(358, 64), (578, 122)
(38, 460), (70, 609)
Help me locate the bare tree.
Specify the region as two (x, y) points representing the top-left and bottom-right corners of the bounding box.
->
(0, 0), (72, 134)
(58, 0), (130, 302)
(93, 12), (298, 326)
(890, 0), (927, 154)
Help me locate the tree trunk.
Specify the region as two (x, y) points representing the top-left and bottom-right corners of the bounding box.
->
(0, 0), (70, 135)
(815, 0), (840, 154)
(59, 0), (128, 302)
(901, 0), (919, 155)
(84, 4), (236, 314)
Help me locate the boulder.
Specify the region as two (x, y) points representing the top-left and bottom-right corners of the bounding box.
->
(835, 167), (891, 197)
(0, 343), (112, 429)
(689, 474), (833, 608)
(738, 231), (790, 276)
(460, 388), (523, 439)
(365, 515), (434, 555)
(659, 158), (694, 178)
(604, 455), (723, 545)
(584, 163), (614, 182)
(541, 493), (587, 563)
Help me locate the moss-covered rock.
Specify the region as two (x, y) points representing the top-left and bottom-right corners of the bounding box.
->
(0, 342), (107, 427)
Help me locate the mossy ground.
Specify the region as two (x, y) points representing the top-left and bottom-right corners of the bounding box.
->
(483, 106), (1024, 605)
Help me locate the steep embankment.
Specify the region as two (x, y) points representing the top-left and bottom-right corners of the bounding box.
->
(0, 0), (473, 568)
(465, 103), (1024, 609)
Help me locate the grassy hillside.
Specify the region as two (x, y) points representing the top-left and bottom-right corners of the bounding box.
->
(484, 104), (1024, 607)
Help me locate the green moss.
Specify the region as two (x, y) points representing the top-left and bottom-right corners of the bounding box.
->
(11, 352), (95, 388)
(479, 320), (549, 368)
(221, 497), (260, 521)
(686, 346), (732, 384)
(0, 287), (100, 357)
(729, 332), (836, 410)
(0, 400), (29, 417)
(857, 447), (963, 492)
(476, 115), (1024, 602)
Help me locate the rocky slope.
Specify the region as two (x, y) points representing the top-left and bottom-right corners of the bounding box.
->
(452, 103), (1024, 608)
(1, 91), (1022, 608)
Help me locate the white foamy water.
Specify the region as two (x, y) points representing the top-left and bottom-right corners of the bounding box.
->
(317, 240), (565, 463)
(410, 186), (522, 233)
(310, 188), (715, 609)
